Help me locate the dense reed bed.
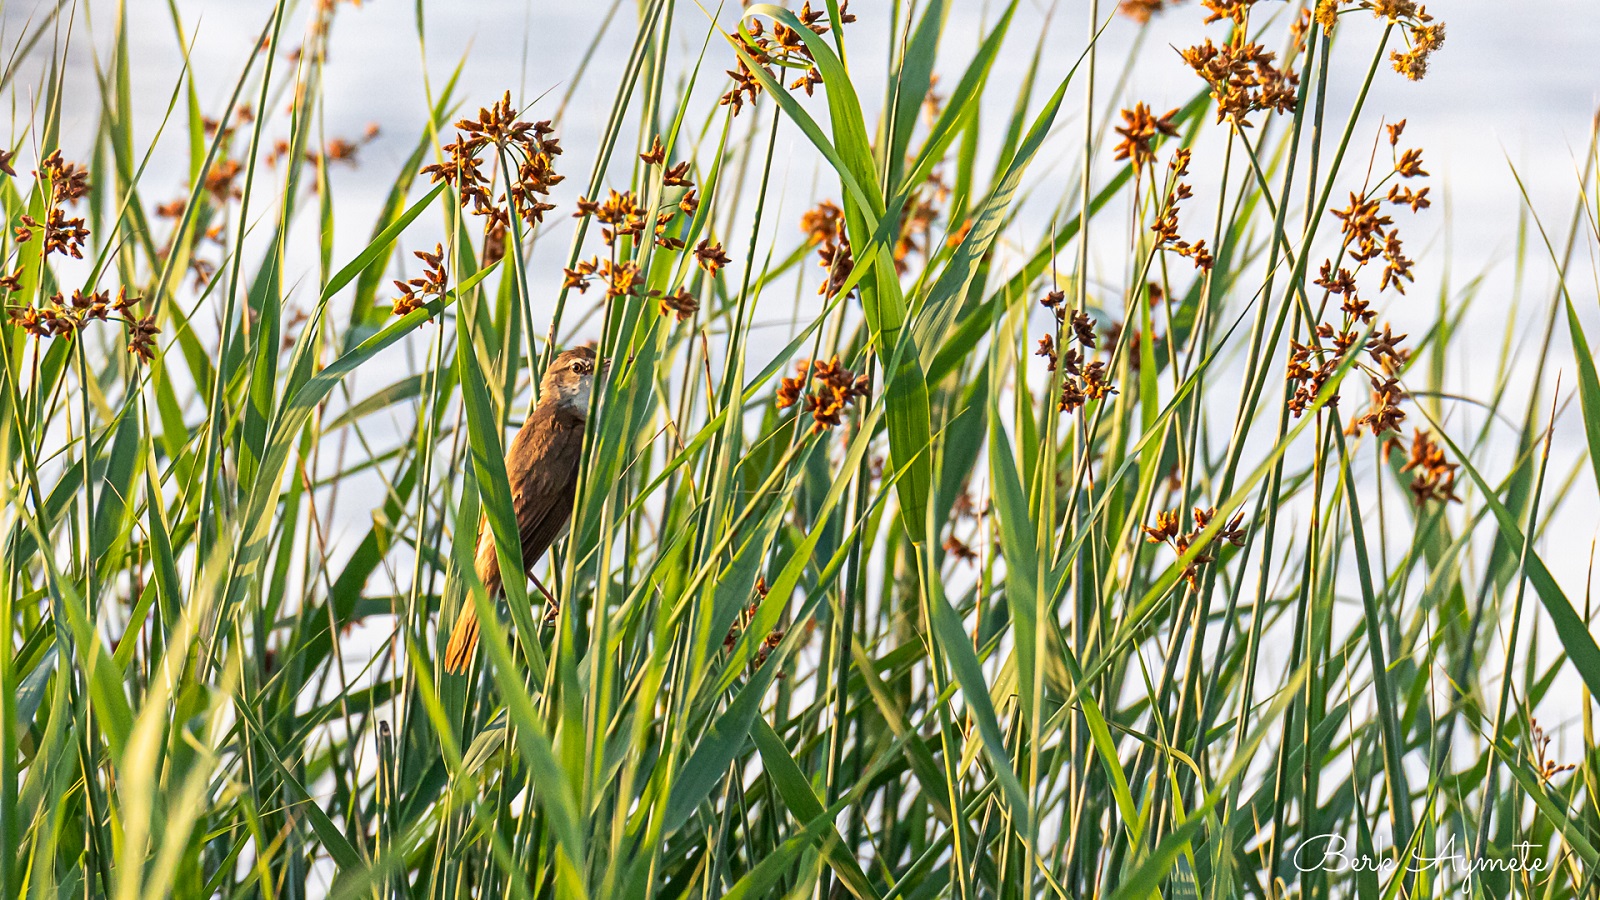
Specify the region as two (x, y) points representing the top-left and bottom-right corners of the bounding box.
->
(3, 0), (1600, 897)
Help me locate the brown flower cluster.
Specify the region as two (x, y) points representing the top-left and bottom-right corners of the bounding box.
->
(895, 170), (948, 274)
(1353, 369), (1406, 436)
(14, 151), (93, 259)
(1529, 718), (1577, 783)
(952, 486), (988, 522)
(656, 287), (699, 322)
(566, 151), (701, 293)
(1315, 0), (1341, 32)
(1284, 337), (1342, 418)
(1118, 0), (1184, 23)
(639, 137), (699, 243)
(565, 184), (697, 302)
(420, 91), (564, 233)
(39, 151), (90, 203)
(1180, 34), (1299, 126)
(722, 578), (786, 672)
(1288, 7), (1315, 51)
(721, 3), (854, 115)
(575, 189), (645, 246)
(800, 200), (855, 298)
(775, 354), (870, 434)
(1150, 150), (1213, 270)
(1200, 0), (1256, 25)
(1357, 1), (1445, 80)
(943, 534), (979, 566)
(1113, 103), (1180, 170)
(1144, 506), (1246, 589)
(203, 159), (244, 203)
(695, 239), (731, 274)
(7, 286), (157, 360)
(563, 257), (644, 302)
(1392, 428), (1459, 504)
(1289, 122), (1430, 430)
(269, 122), (382, 169)
(1037, 297), (1117, 414)
(719, 59), (769, 117)
(391, 244), (448, 317)
(200, 102), (251, 141)
(1103, 319), (1162, 371)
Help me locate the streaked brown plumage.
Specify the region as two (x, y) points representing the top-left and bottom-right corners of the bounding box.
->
(443, 346), (598, 673)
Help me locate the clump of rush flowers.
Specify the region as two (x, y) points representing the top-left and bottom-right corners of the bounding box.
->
(720, 2), (855, 117)
(19, 151), (92, 259)
(794, 170), (946, 298)
(4, 153), (161, 361)
(941, 482), (989, 568)
(800, 200), (856, 298)
(894, 170), (949, 274)
(268, 122), (382, 173)
(420, 90), (564, 236)
(1150, 149), (1213, 271)
(565, 135), (707, 311)
(1143, 506), (1248, 589)
(1179, 0), (1301, 127)
(391, 244), (449, 318)
(1309, 3), (1445, 79)
(775, 355), (871, 434)
(1529, 718), (1577, 784)
(148, 104), (256, 287)
(722, 578), (786, 674)
(1391, 428), (1459, 505)
(1113, 103), (1180, 170)
(1119, 0), (1185, 23)
(1102, 300), (1165, 372)
(1359, 0), (1445, 80)
(1035, 294), (1117, 414)
(7, 286), (158, 361)
(1287, 121), (1431, 437)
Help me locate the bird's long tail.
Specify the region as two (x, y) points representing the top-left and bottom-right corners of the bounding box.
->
(443, 521), (501, 674)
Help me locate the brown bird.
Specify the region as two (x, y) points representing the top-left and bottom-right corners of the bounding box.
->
(443, 346), (599, 673)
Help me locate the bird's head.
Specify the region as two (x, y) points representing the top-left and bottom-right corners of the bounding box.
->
(540, 346), (604, 414)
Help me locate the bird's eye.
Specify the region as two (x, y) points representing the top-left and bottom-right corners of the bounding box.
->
(572, 360), (592, 375)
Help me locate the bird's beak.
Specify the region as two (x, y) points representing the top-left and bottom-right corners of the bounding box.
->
(601, 357), (613, 373)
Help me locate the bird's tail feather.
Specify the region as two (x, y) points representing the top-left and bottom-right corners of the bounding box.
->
(444, 515), (505, 669)
(443, 525), (501, 674)
(443, 602), (479, 674)
(443, 571), (500, 674)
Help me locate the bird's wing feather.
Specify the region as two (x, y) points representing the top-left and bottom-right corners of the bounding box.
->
(506, 403), (585, 570)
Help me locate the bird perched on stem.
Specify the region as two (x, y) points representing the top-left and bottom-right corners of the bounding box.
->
(443, 346), (600, 673)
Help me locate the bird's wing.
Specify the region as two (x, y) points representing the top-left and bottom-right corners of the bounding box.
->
(505, 403), (585, 572)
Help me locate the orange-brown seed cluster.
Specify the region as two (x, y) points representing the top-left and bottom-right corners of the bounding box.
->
(1180, 33), (1299, 127)
(1038, 297), (1117, 414)
(7, 286), (156, 361)
(1113, 103), (1180, 169)
(1144, 506), (1247, 589)
(1529, 718), (1577, 783)
(1289, 121), (1432, 431)
(391, 244), (449, 318)
(421, 91), (564, 233)
(1150, 150), (1213, 270)
(1118, 0), (1184, 23)
(1392, 428), (1459, 504)
(776, 354), (871, 434)
(720, 2), (855, 115)
(800, 200), (856, 298)
(1360, 1), (1446, 80)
